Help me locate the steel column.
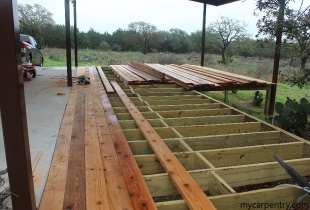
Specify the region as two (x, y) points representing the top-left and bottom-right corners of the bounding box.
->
(0, 0), (36, 209)
(200, 2), (207, 66)
(73, 0), (78, 67)
(65, 0), (72, 86)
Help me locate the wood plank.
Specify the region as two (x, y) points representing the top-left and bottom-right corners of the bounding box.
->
(150, 103), (222, 111)
(157, 108), (233, 118)
(216, 158), (310, 187)
(124, 65), (160, 82)
(97, 66), (114, 93)
(201, 142), (304, 167)
(85, 93), (110, 210)
(111, 81), (217, 210)
(40, 92), (78, 210)
(174, 122), (262, 137)
(92, 93), (133, 209)
(156, 187), (301, 210)
(183, 131), (282, 150)
(163, 115), (245, 127)
(63, 92), (86, 210)
(95, 78), (156, 209)
(129, 61), (165, 80)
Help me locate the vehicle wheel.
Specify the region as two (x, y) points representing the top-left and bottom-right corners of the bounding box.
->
(32, 69), (37, 78)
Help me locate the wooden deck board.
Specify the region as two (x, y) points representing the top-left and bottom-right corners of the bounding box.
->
(97, 66), (115, 93)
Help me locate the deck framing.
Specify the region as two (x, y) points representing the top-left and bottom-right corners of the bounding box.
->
(41, 66), (310, 210)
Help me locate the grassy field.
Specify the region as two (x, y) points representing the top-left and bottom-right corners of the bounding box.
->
(42, 48), (309, 124)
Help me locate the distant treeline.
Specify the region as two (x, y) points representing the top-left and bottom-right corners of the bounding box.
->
(32, 24), (276, 59)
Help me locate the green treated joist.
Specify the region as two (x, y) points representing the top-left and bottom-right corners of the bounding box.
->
(137, 92), (197, 96)
(119, 119), (166, 129)
(140, 95), (203, 101)
(150, 103), (222, 111)
(163, 115), (246, 127)
(174, 122), (263, 137)
(201, 142), (304, 167)
(158, 108), (233, 118)
(116, 112), (160, 120)
(133, 88), (185, 93)
(183, 131), (282, 150)
(113, 106), (150, 113)
(123, 127), (180, 141)
(146, 99), (212, 105)
(155, 187), (302, 210)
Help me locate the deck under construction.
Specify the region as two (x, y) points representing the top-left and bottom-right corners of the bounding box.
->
(40, 66), (310, 210)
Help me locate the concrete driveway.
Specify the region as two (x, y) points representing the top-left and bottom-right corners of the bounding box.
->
(0, 67), (76, 208)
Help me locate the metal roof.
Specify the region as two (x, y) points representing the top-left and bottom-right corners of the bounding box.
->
(190, 0), (239, 6)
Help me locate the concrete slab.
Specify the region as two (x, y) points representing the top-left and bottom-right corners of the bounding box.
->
(0, 67), (76, 208)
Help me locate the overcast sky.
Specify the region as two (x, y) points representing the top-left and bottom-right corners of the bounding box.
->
(17, 0), (306, 37)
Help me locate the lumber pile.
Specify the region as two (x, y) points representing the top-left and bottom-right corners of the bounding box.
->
(109, 62), (273, 91)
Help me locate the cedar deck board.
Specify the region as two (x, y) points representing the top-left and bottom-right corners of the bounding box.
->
(97, 66), (114, 93)
(96, 78), (156, 209)
(63, 92), (86, 210)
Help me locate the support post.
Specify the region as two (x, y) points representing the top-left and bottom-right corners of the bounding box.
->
(200, 2), (207, 66)
(268, 0), (285, 115)
(0, 0), (36, 209)
(73, 0), (78, 67)
(264, 86), (272, 115)
(224, 90), (228, 103)
(65, 0), (72, 86)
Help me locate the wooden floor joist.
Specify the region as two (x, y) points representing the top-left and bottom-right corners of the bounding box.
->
(111, 81), (217, 210)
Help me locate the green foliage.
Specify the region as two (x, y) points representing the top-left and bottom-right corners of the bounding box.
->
(274, 97), (310, 136)
(253, 91), (264, 107)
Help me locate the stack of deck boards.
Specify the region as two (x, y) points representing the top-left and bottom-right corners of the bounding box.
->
(110, 62), (273, 90)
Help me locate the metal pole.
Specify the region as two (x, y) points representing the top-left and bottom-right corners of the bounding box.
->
(65, 0), (72, 86)
(268, 0), (285, 115)
(0, 0), (36, 209)
(200, 2), (207, 66)
(73, 0), (78, 67)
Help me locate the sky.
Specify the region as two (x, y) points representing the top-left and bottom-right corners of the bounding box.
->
(17, 0), (306, 37)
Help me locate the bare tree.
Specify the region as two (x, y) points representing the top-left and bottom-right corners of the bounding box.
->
(208, 16), (248, 64)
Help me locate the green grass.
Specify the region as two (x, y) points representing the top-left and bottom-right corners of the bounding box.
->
(203, 84), (310, 121)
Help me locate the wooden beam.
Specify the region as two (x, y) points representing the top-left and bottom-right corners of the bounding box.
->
(0, 0), (36, 208)
(111, 81), (217, 210)
(150, 103), (222, 111)
(97, 66), (114, 93)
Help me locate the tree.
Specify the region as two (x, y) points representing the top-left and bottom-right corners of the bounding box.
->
(18, 4), (55, 44)
(208, 16), (248, 64)
(127, 21), (160, 54)
(255, 0), (309, 115)
(163, 29), (192, 53)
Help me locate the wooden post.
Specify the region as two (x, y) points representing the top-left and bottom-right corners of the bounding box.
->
(268, 0), (285, 115)
(0, 0), (36, 209)
(200, 2), (207, 66)
(264, 86), (272, 115)
(65, 0), (72, 86)
(224, 90), (228, 103)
